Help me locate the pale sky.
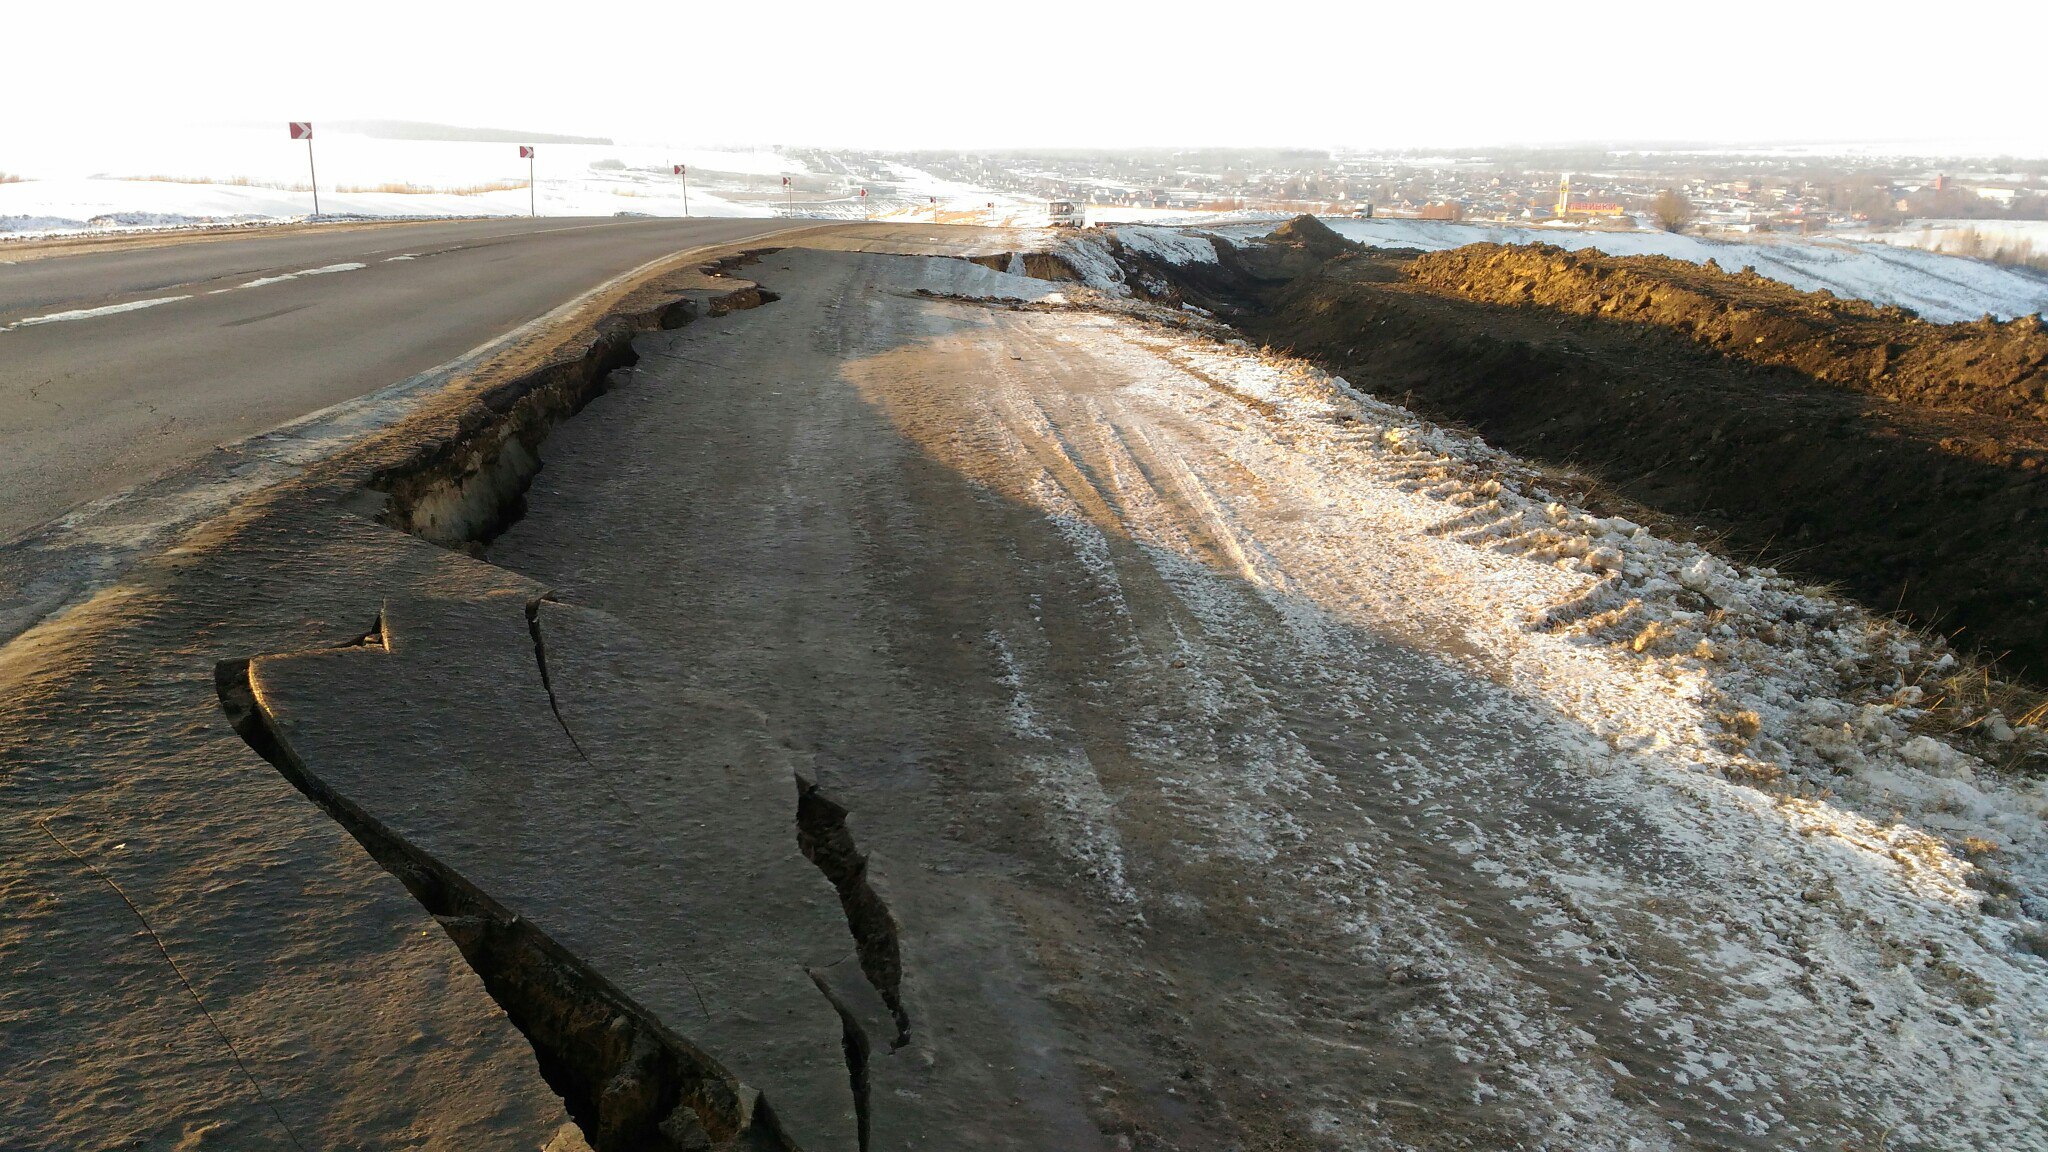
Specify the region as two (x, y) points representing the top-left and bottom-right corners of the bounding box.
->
(6, 0), (2044, 152)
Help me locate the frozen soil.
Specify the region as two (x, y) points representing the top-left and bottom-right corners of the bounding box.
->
(466, 244), (2048, 1149)
(1215, 228), (2048, 691)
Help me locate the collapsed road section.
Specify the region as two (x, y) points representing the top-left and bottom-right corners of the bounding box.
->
(0, 234), (824, 1152)
(9, 222), (2048, 1151)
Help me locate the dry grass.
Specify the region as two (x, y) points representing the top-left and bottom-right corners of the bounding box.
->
(0, 172), (24, 184)
(116, 174), (311, 191)
(1921, 226), (2048, 274)
(1899, 654), (2048, 773)
(335, 180), (524, 196)
(112, 174), (523, 197)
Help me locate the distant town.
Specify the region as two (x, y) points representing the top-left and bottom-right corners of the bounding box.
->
(790, 144), (2048, 235)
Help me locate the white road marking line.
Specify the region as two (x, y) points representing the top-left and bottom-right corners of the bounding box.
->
(383, 254), (418, 261)
(238, 261), (367, 289)
(0, 295), (192, 333)
(0, 221), (794, 338)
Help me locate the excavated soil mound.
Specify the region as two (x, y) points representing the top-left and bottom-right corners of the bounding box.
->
(1409, 243), (2048, 422)
(1236, 245), (2048, 682)
(1269, 213), (1356, 261)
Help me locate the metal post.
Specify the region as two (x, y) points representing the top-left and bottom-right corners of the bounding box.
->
(682, 166), (689, 217)
(306, 137), (320, 217)
(529, 153), (536, 218)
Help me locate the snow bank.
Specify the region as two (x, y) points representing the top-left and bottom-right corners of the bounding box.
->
(1050, 233), (1129, 294)
(1112, 225), (1219, 266)
(914, 259), (1067, 303)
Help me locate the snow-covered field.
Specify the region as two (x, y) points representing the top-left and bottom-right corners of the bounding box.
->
(0, 175), (783, 232)
(1266, 217), (2048, 323)
(860, 162), (1057, 227)
(0, 134), (1109, 235)
(1847, 218), (2048, 260)
(0, 124), (811, 235)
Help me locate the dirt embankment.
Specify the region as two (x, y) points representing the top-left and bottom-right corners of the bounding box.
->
(1197, 223), (2048, 682)
(1411, 243), (2048, 422)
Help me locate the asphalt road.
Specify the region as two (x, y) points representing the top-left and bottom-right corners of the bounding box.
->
(0, 216), (806, 541)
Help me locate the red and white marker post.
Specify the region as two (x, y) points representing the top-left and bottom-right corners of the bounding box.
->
(783, 175), (793, 217)
(859, 186), (868, 220)
(674, 164), (688, 216)
(289, 122), (318, 216)
(520, 146), (536, 216)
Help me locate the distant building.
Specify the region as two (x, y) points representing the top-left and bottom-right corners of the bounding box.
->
(1554, 176), (1626, 218)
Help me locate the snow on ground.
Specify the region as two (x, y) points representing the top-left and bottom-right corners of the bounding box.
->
(904, 258), (1068, 303)
(863, 163), (1055, 228)
(1030, 298), (2048, 927)
(1050, 232), (1129, 293)
(1085, 205), (1288, 227)
(888, 267), (2048, 1142)
(1112, 225), (1220, 266)
(1086, 316), (2042, 1142)
(1046, 228), (1216, 296)
(1847, 218), (2048, 259)
(1233, 217), (2048, 323)
(0, 125), (806, 236)
(0, 174), (776, 236)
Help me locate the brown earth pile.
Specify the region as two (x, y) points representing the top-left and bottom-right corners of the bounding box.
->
(1267, 213), (1356, 261)
(1409, 243), (2048, 421)
(1215, 243), (2048, 683)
